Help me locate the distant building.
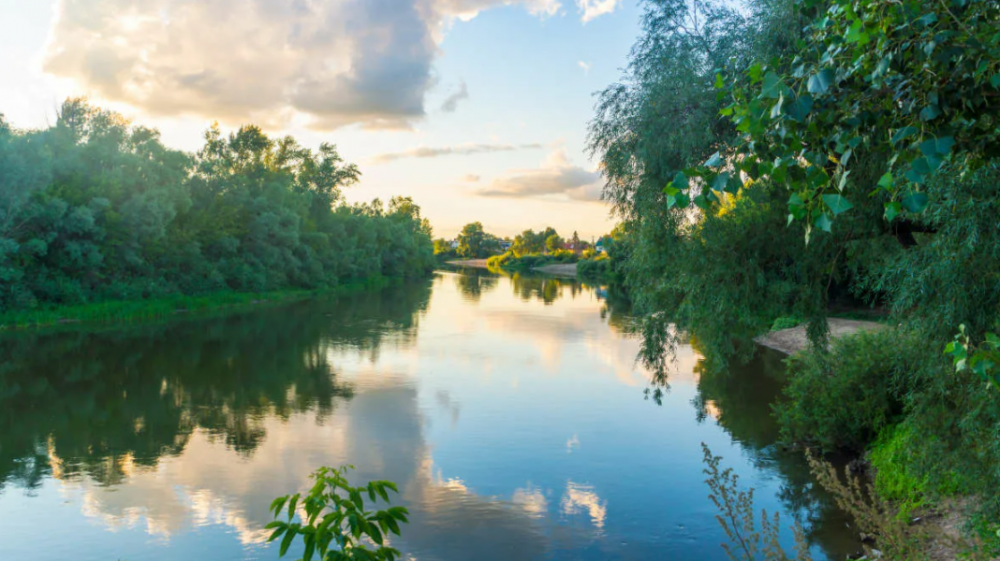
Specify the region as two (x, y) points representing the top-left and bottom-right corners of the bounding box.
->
(500, 241), (512, 251)
(449, 240), (459, 250)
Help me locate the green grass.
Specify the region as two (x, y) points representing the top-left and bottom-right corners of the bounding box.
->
(0, 276), (398, 331)
(869, 423), (965, 520)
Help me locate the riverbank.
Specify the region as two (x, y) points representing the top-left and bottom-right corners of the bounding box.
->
(447, 259), (579, 277)
(754, 318), (887, 355)
(0, 276), (399, 332)
(447, 259), (490, 269)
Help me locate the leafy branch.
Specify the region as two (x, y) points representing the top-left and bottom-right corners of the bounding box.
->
(267, 466), (409, 561)
(944, 325), (1000, 390)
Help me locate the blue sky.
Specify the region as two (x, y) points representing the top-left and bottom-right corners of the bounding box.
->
(0, 0), (641, 239)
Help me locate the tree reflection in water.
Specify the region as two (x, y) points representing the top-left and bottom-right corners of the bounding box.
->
(0, 281), (432, 493)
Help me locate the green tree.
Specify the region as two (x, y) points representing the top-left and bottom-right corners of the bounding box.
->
(433, 238), (454, 256)
(0, 98), (435, 313)
(456, 221), (500, 258)
(545, 233), (563, 253)
(512, 229), (547, 257)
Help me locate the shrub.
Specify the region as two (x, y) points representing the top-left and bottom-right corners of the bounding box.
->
(578, 257), (611, 281)
(775, 328), (917, 453)
(549, 249), (579, 263)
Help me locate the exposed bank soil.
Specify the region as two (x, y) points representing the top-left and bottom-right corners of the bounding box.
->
(754, 318), (887, 355)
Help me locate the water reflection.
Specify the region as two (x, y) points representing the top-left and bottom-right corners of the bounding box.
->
(0, 271), (858, 561)
(0, 283), (431, 493)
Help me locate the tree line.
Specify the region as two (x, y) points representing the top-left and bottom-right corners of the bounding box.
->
(0, 99), (435, 313)
(589, 0), (1000, 552)
(435, 222), (597, 260)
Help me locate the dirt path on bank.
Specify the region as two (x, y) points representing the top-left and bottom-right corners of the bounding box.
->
(754, 318), (887, 355)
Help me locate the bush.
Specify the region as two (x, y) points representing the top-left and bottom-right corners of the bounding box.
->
(775, 328), (917, 453)
(549, 249), (579, 263)
(486, 251), (577, 271)
(578, 257), (611, 281)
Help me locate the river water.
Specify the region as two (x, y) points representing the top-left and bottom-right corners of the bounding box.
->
(0, 269), (858, 560)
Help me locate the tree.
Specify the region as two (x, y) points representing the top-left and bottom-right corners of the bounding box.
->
(433, 238), (453, 256)
(512, 229), (544, 257)
(588, 0), (1000, 530)
(571, 231), (581, 249)
(0, 98), (436, 313)
(455, 222), (500, 258)
(671, 0), (1000, 236)
(545, 233), (563, 253)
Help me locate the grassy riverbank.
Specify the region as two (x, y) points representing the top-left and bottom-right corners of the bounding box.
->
(0, 276), (398, 331)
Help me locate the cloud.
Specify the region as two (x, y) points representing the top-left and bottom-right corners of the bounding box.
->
(576, 0), (621, 22)
(42, 0), (563, 130)
(462, 174), (482, 182)
(477, 149), (604, 202)
(371, 143), (542, 164)
(578, 61), (591, 75)
(440, 81), (469, 113)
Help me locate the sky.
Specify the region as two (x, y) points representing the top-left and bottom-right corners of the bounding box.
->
(0, 0), (642, 240)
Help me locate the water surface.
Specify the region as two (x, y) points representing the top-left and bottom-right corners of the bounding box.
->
(0, 270), (857, 560)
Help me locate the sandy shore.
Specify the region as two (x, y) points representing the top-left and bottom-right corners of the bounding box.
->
(754, 318), (887, 355)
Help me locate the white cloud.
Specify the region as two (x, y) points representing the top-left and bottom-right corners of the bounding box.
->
(370, 142), (542, 164)
(576, 0), (621, 22)
(478, 148), (604, 202)
(42, 0), (564, 130)
(578, 61), (591, 75)
(461, 174), (482, 182)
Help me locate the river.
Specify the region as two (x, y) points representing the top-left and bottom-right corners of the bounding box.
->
(0, 269), (859, 560)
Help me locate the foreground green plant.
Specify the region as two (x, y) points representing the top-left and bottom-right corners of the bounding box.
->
(704, 443), (937, 561)
(703, 444), (812, 561)
(805, 451), (930, 560)
(268, 466), (409, 561)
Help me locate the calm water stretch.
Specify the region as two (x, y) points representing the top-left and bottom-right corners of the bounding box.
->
(0, 269), (858, 560)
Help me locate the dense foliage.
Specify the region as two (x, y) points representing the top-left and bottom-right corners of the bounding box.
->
(590, 0), (1000, 534)
(0, 99), (434, 314)
(485, 226), (587, 272)
(776, 329), (913, 453)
